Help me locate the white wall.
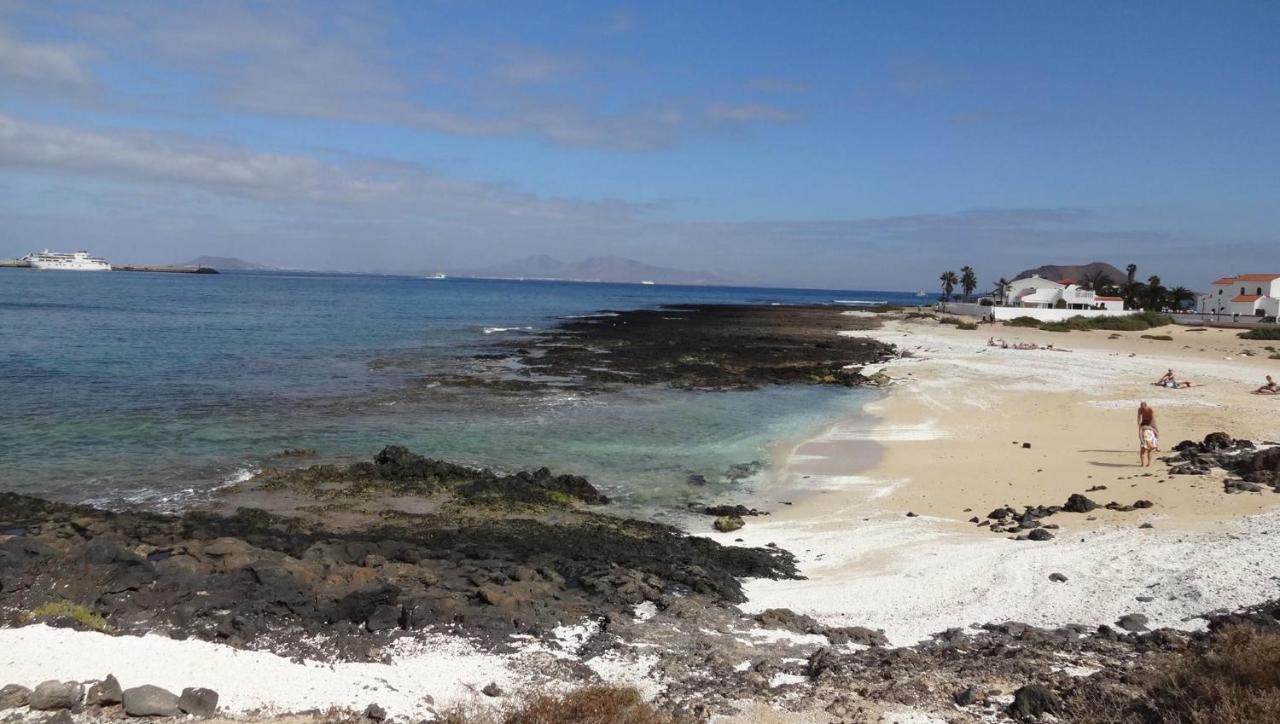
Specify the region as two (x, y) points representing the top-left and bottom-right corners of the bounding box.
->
(939, 303), (1139, 322)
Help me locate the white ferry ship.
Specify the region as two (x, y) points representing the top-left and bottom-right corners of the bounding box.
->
(22, 249), (112, 271)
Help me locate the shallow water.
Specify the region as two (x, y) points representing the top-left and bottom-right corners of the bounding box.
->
(0, 269), (917, 511)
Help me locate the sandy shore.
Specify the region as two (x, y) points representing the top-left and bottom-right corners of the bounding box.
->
(737, 317), (1280, 644)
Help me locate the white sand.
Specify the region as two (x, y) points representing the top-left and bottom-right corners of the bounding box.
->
(0, 621), (662, 719)
(733, 320), (1280, 645)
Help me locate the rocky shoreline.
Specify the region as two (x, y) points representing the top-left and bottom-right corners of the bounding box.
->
(434, 304), (897, 392)
(6, 442), (1280, 722)
(0, 447), (799, 664)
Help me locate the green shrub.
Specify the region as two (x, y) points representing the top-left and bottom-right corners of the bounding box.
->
(938, 316), (964, 325)
(1240, 327), (1280, 340)
(1005, 316), (1042, 327)
(24, 601), (109, 632)
(1141, 334), (1173, 341)
(956, 321), (978, 330)
(1039, 322), (1072, 332)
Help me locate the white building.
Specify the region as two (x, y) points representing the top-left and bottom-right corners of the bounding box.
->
(1201, 274), (1280, 318)
(1003, 274), (1125, 311)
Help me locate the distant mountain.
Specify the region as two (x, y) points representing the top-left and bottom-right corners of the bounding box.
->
(181, 256), (276, 271)
(455, 255), (733, 286)
(1011, 262), (1129, 285)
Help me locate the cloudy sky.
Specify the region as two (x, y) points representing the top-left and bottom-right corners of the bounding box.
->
(1, 1), (1276, 289)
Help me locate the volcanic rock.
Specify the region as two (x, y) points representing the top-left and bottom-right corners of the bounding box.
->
(122, 685), (180, 717)
(1063, 494), (1098, 513)
(714, 516), (745, 533)
(86, 675), (122, 707)
(178, 688), (219, 717)
(1117, 613), (1150, 632)
(1007, 684), (1061, 721)
(28, 681), (82, 711)
(0, 684), (32, 710)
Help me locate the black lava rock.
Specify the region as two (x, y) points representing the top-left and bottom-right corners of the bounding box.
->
(1007, 684), (1062, 721)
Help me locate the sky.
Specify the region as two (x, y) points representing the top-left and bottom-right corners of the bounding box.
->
(0, 1), (1276, 290)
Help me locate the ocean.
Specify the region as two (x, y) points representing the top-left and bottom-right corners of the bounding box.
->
(0, 269), (922, 514)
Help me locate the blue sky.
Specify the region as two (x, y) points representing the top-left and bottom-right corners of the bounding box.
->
(1, 0), (1276, 289)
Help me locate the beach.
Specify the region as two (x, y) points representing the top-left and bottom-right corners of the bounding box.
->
(3, 308), (1280, 723)
(738, 317), (1280, 645)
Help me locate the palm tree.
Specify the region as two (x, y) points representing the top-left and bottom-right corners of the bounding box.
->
(1144, 275), (1167, 310)
(939, 271), (958, 301)
(1121, 280), (1144, 310)
(992, 277), (1010, 305)
(1126, 264), (1137, 285)
(959, 266), (977, 302)
(1081, 270), (1114, 294)
(1169, 286), (1196, 310)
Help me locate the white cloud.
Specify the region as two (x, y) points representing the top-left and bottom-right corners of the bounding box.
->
(7, 4), (797, 151)
(706, 103), (801, 123)
(0, 26), (93, 85)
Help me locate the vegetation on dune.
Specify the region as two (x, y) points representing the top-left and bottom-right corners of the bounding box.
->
(1006, 316), (1043, 327)
(1003, 311), (1174, 333)
(956, 321), (978, 330)
(1065, 625), (1280, 723)
(1141, 334), (1174, 341)
(1240, 327), (1280, 340)
(441, 686), (673, 724)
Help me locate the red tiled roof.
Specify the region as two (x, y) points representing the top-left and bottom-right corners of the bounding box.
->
(1232, 294), (1263, 303)
(1213, 274), (1280, 284)
(1095, 296), (1123, 301)
(1056, 278), (1074, 285)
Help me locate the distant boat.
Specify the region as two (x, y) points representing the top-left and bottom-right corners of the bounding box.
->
(426, 272), (447, 280)
(915, 290), (928, 297)
(23, 249), (112, 271)
(640, 280), (656, 285)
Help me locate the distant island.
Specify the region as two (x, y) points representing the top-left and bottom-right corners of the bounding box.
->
(1011, 261), (1128, 284)
(180, 256), (278, 272)
(452, 255), (733, 286)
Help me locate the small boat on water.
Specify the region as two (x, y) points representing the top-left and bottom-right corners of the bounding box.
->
(915, 290), (928, 297)
(426, 272), (447, 280)
(22, 249), (112, 271)
(640, 280), (656, 285)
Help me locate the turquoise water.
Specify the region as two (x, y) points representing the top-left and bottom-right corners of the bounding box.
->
(0, 269), (915, 511)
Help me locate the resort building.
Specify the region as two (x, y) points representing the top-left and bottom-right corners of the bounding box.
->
(1002, 275), (1125, 311)
(1200, 274), (1280, 318)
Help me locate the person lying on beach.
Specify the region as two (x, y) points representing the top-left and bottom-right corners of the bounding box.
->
(987, 337), (1008, 348)
(1156, 369), (1175, 386)
(1256, 375), (1279, 394)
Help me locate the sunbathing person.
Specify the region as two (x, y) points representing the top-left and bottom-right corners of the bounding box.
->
(1155, 369), (1175, 386)
(1257, 375), (1278, 394)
